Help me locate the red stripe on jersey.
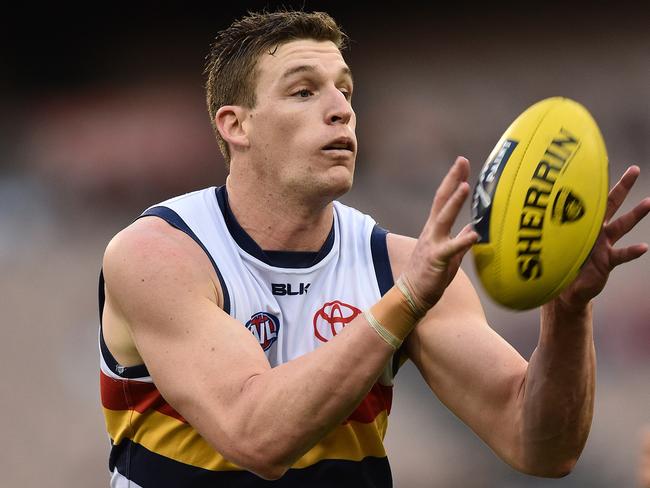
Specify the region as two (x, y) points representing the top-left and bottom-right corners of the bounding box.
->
(346, 383), (392, 423)
(101, 371), (391, 425)
(100, 371), (186, 422)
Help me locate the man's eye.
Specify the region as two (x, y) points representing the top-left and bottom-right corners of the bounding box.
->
(341, 89), (352, 101)
(295, 89), (312, 98)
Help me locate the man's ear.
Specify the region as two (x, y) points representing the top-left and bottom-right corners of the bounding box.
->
(215, 105), (250, 150)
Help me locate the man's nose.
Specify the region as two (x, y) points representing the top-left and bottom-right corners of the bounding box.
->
(325, 88), (353, 125)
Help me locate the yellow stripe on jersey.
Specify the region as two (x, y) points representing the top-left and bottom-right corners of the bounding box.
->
(103, 407), (388, 471)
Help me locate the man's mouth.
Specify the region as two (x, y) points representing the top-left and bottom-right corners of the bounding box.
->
(322, 137), (355, 152)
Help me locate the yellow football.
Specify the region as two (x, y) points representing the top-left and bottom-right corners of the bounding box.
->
(470, 97), (609, 310)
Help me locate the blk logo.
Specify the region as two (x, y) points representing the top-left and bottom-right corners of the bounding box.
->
(313, 300), (362, 343)
(246, 312), (280, 351)
(272, 283), (310, 296)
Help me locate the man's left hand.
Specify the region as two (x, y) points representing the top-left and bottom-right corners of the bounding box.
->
(556, 165), (650, 311)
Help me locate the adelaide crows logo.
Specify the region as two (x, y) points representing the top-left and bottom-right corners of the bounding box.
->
(246, 312), (280, 351)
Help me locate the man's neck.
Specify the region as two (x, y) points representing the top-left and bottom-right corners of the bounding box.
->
(225, 177), (334, 252)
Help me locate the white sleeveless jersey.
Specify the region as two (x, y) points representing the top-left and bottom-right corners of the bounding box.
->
(99, 186), (399, 487)
(144, 186), (396, 382)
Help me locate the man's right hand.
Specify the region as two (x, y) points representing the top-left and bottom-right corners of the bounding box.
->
(399, 156), (479, 312)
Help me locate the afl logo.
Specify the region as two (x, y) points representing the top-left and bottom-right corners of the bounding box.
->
(246, 312), (280, 351)
(313, 300), (362, 343)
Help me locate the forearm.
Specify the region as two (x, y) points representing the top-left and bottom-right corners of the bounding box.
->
(222, 283), (424, 473)
(235, 315), (394, 470)
(518, 299), (596, 476)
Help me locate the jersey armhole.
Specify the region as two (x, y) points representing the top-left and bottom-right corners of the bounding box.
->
(98, 205), (232, 379)
(370, 225), (407, 377)
(98, 269), (150, 378)
(140, 206), (231, 314)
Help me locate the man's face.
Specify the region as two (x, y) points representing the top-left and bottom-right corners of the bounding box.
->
(243, 39), (357, 202)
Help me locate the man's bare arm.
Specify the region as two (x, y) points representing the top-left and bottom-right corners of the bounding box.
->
(103, 218), (395, 480)
(388, 165), (649, 477)
(388, 234), (593, 476)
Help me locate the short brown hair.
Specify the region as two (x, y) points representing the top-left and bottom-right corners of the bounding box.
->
(204, 10), (348, 165)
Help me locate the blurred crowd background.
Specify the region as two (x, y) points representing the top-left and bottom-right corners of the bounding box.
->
(2, 2), (648, 487)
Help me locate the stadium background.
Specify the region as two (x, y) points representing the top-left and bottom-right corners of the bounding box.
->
(1, 2), (648, 486)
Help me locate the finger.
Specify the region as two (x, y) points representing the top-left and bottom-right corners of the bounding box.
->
(605, 165), (641, 222)
(457, 223), (476, 238)
(431, 156), (470, 215)
(610, 243), (648, 267)
(433, 181), (470, 239)
(605, 197), (650, 243)
(437, 226), (479, 262)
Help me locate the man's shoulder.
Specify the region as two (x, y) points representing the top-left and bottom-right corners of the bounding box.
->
(386, 232), (417, 254)
(105, 186), (220, 270)
(103, 217), (211, 289)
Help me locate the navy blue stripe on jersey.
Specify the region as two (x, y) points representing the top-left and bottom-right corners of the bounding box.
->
(98, 269), (105, 325)
(369, 225), (407, 377)
(140, 206), (231, 315)
(98, 270), (150, 378)
(370, 225), (394, 295)
(111, 438), (393, 488)
(214, 186), (335, 269)
(263, 250), (319, 267)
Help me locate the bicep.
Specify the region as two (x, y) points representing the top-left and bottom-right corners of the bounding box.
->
(103, 221), (271, 446)
(128, 292), (269, 424)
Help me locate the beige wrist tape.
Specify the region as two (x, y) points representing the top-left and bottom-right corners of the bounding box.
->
(396, 276), (429, 317)
(364, 310), (402, 349)
(365, 285), (422, 348)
